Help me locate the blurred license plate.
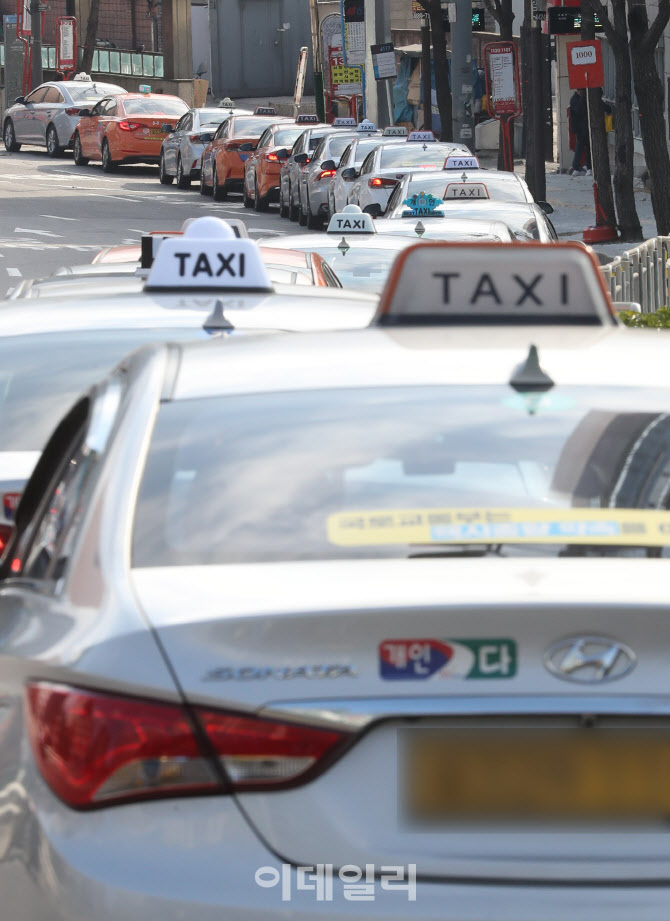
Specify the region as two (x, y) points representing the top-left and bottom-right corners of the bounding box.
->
(147, 128), (164, 139)
(405, 729), (670, 821)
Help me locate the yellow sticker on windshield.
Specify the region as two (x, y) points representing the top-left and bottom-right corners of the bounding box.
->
(327, 507), (670, 547)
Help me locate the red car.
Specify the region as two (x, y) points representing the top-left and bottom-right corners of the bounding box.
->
(73, 91), (188, 170)
(200, 110), (292, 201)
(242, 120), (322, 212)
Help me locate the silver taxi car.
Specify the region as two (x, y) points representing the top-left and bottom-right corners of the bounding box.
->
(3, 239), (670, 921)
(159, 106), (249, 187)
(3, 76), (125, 156)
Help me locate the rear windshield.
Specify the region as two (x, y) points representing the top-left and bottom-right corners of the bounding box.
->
(0, 329), (208, 452)
(123, 97), (188, 116)
(273, 128), (304, 147)
(132, 386), (670, 565)
(381, 147), (452, 168)
(353, 139), (385, 164)
(285, 246), (400, 292)
(323, 134), (355, 162)
(67, 83), (123, 101)
(308, 130), (332, 150)
(401, 176), (527, 205)
(231, 116), (280, 137)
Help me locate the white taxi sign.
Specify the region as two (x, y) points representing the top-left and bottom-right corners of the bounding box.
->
(296, 114), (320, 124)
(444, 182), (489, 199)
(375, 242), (616, 325)
(444, 155), (480, 170)
(333, 117), (357, 127)
(357, 119), (377, 132)
(219, 97), (236, 108)
(383, 126), (409, 137)
(254, 106), (277, 116)
(408, 131), (436, 142)
(146, 217), (272, 292)
(327, 205), (377, 234)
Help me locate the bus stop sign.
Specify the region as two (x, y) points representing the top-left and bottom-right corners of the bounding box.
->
(566, 39), (604, 89)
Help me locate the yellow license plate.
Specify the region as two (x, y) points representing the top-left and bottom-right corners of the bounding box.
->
(148, 129), (164, 139)
(405, 728), (670, 822)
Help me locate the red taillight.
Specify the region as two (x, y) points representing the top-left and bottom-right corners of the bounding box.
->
(318, 168), (337, 179)
(0, 523), (13, 552)
(267, 152), (279, 162)
(25, 682), (351, 809)
(65, 107), (80, 116)
(199, 710), (348, 789)
(368, 176), (398, 188)
(118, 120), (141, 132)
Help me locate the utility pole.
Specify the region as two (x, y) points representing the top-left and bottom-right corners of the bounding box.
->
(421, 18), (432, 131)
(450, 0), (475, 150)
(30, 0), (43, 88)
(527, 0), (545, 200)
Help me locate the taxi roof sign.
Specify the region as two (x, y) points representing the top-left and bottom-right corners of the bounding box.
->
(333, 117), (357, 127)
(139, 84), (151, 94)
(219, 97), (236, 108)
(327, 204), (377, 235)
(146, 217), (272, 292)
(444, 182), (489, 199)
(383, 126), (409, 137)
(254, 106), (277, 116)
(357, 119), (377, 132)
(444, 155), (480, 170)
(296, 113), (320, 124)
(408, 131), (436, 142)
(375, 242), (616, 326)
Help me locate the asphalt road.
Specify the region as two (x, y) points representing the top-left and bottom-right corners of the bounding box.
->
(0, 146), (308, 297)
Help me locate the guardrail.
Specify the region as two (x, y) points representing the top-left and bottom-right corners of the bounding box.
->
(601, 236), (670, 313)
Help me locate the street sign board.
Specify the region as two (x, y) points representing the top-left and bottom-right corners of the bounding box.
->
(484, 41), (521, 118)
(343, 0), (365, 66)
(56, 16), (77, 72)
(566, 39), (604, 88)
(371, 42), (396, 80)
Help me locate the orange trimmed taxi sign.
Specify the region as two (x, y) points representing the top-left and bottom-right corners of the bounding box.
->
(374, 242), (616, 325)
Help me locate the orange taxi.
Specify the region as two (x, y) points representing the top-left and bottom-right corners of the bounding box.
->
(73, 90), (188, 171)
(243, 114), (324, 212)
(200, 107), (291, 201)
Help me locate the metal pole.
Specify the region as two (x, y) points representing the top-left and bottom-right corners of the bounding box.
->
(529, 17), (546, 200)
(450, 0), (475, 150)
(30, 0), (43, 88)
(384, 78), (393, 125)
(421, 18), (432, 131)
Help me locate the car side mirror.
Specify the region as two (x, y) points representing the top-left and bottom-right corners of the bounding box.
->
(341, 167), (357, 181)
(320, 159), (336, 171)
(363, 202), (383, 217)
(14, 96), (26, 105)
(200, 132), (214, 143)
(538, 200), (554, 215)
(294, 152), (310, 164)
(274, 148), (289, 159)
(161, 123), (173, 133)
(78, 108), (92, 117)
(239, 142), (255, 152)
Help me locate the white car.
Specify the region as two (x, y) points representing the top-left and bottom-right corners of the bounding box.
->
(260, 205), (513, 291)
(5, 236), (670, 920)
(327, 135), (414, 220)
(347, 143), (472, 214)
(3, 76), (125, 156)
(159, 105), (250, 188)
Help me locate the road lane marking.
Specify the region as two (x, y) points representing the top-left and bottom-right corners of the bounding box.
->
(15, 227), (63, 238)
(40, 214), (79, 221)
(6, 268), (21, 277)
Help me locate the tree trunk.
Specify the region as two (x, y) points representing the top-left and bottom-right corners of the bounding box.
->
(581, 2), (617, 230)
(428, 0), (453, 141)
(521, 0), (534, 188)
(628, 3), (670, 235)
(81, 0), (101, 74)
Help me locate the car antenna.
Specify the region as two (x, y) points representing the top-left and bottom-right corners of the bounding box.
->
(509, 344), (554, 393)
(414, 221), (425, 237)
(203, 299), (235, 332)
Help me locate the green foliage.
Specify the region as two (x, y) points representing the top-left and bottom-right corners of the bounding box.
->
(619, 307), (670, 327)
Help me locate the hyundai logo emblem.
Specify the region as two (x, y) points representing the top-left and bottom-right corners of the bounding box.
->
(544, 635), (636, 684)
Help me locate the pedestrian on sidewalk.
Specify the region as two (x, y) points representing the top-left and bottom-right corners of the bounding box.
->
(569, 88), (592, 176)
